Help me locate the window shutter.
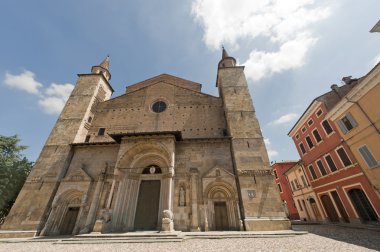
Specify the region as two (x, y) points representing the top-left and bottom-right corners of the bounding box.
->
(337, 119), (348, 134)
(346, 112), (358, 128)
(359, 146), (379, 168)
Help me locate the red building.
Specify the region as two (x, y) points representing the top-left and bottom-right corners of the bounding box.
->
(272, 161), (300, 220)
(288, 83), (380, 223)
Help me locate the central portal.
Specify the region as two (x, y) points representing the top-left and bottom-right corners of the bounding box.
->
(134, 180), (161, 230)
(214, 202), (229, 231)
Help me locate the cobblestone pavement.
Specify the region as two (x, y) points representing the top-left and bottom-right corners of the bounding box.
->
(0, 225), (379, 252)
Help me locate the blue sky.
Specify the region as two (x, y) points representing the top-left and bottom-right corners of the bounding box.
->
(1, 0), (379, 163)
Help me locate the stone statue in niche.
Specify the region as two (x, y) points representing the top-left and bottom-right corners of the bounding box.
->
(179, 186), (186, 206)
(216, 168), (221, 177)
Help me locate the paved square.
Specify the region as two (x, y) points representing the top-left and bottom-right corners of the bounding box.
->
(0, 225), (379, 251)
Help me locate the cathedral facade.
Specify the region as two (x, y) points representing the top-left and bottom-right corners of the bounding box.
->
(2, 50), (290, 235)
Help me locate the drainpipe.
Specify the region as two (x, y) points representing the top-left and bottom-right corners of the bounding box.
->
(345, 98), (380, 135)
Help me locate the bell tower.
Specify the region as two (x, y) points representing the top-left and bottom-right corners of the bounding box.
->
(2, 56), (114, 234)
(217, 48), (290, 230)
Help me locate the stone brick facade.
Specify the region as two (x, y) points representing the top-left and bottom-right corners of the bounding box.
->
(2, 51), (289, 235)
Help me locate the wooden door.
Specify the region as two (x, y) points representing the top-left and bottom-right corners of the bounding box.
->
(348, 189), (378, 222)
(134, 180), (161, 230)
(321, 195), (339, 222)
(331, 191), (350, 223)
(214, 202), (229, 231)
(309, 198), (322, 220)
(59, 207), (79, 235)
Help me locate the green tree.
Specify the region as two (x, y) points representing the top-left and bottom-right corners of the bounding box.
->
(0, 135), (33, 224)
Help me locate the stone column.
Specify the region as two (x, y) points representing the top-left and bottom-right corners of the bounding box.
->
(190, 168), (199, 231)
(40, 204), (57, 236)
(106, 177), (116, 209)
(80, 169), (106, 233)
(161, 163), (175, 232)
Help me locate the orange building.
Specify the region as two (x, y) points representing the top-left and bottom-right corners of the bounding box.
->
(284, 161), (324, 222)
(272, 161), (300, 220)
(326, 62), (380, 220)
(289, 81), (380, 223)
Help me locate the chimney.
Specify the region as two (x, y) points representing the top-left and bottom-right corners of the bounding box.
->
(331, 84), (342, 98)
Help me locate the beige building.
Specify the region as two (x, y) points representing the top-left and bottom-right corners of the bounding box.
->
(2, 50), (289, 236)
(326, 63), (380, 197)
(284, 162), (324, 222)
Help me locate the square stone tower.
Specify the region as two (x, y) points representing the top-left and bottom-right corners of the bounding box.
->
(217, 48), (289, 230)
(2, 57), (113, 234)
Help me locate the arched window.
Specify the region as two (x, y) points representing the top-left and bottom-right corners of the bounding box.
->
(142, 165), (162, 174)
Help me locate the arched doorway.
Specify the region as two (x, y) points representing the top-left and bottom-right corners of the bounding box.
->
(60, 207), (80, 235)
(348, 189), (378, 222)
(134, 165), (162, 230)
(41, 189), (84, 236)
(112, 141), (173, 232)
(204, 182), (240, 231)
(321, 194), (339, 222)
(309, 198), (322, 221)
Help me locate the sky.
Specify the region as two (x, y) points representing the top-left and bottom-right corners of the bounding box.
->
(1, 0), (379, 163)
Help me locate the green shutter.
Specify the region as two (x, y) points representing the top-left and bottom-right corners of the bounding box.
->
(337, 119), (348, 134)
(346, 112), (358, 128)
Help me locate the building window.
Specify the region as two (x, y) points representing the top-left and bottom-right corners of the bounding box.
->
(301, 175), (308, 188)
(295, 134), (300, 140)
(325, 154), (337, 172)
(298, 199), (303, 211)
(322, 120), (333, 135)
(336, 147), (352, 167)
(85, 135), (91, 143)
(308, 119), (313, 126)
(301, 127), (306, 133)
(308, 165), (317, 180)
(299, 143), (306, 154)
(316, 109), (323, 117)
(358, 145), (379, 168)
(316, 160), (327, 176)
(152, 101), (167, 113)
(312, 129), (322, 143)
(277, 183), (282, 193)
(295, 179), (301, 189)
(337, 112), (357, 134)
(98, 128), (105, 136)
(273, 170), (278, 179)
(306, 136), (314, 149)
(290, 181), (296, 191)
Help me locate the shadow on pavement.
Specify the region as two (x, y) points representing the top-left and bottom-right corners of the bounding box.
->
(292, 224), (380, 251)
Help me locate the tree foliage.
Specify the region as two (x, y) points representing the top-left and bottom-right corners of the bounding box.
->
(0, 135), (33, 224)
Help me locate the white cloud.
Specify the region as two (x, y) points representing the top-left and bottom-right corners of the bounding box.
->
(3, 70), (74, 115)
(38, 83), (74, 115)
(264, 138), (271, 146)
(45, 83), (74, 100)
(191, 0), (331, 81)
(371, 53), (380, 66)
(4, 70), (43, 94)
(243, 33), (317, 81)
(269, 113), (299, 125)
(268, 149), (279, 159)
(38, 97), (67, 115)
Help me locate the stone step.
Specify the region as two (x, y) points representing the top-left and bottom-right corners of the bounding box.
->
(55, 238), (184, 244)
(0, 231), (36, 239)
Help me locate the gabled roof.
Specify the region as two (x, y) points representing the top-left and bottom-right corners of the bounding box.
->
(125, 73), (202, 93)
(288, 81), (360, 136)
